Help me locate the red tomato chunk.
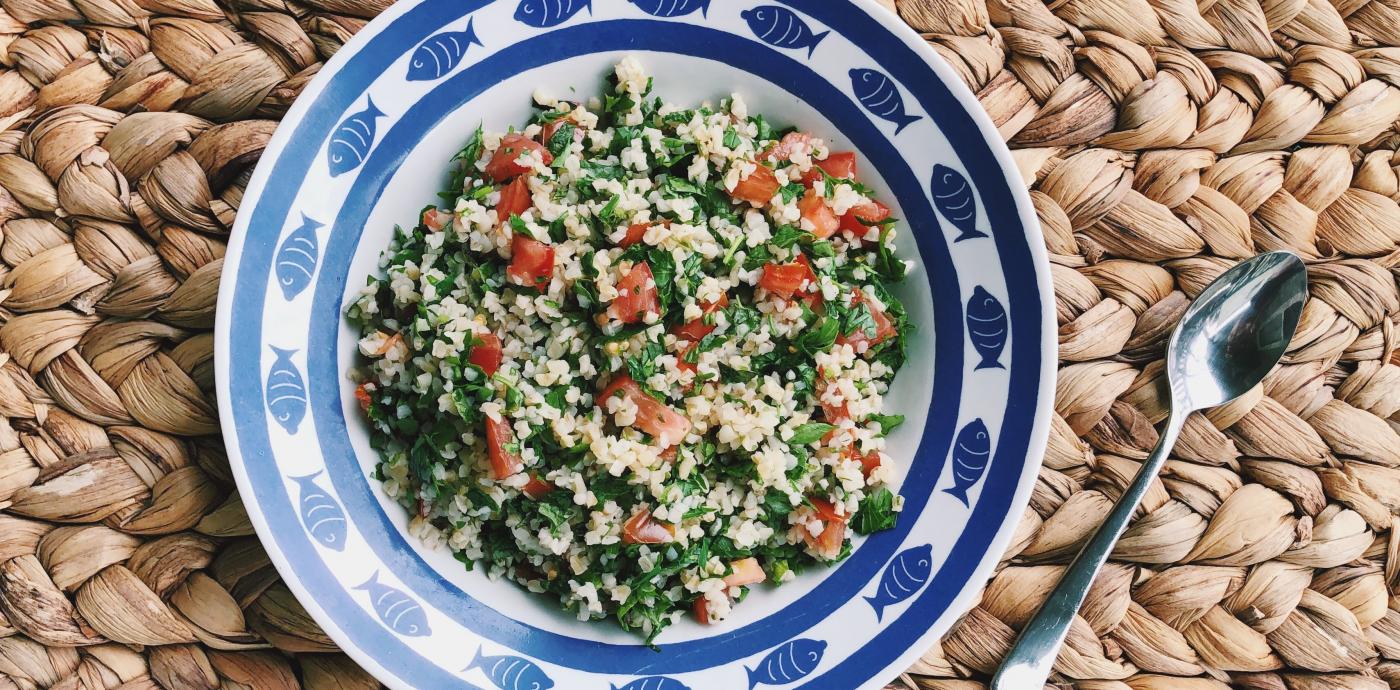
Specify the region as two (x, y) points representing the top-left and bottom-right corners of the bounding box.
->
(467, 333), (503, 376)
(758, 255), (817, 300)
(607, 262), (660, 324)
(835, 290), (898, 352)
(672, 293), (729, 342)
(486, 133), (553, 181)
(802, 150), (857, 186)
(798, 190), (840, 239)
(839, 200), (891, 240)
(730, 164), (780, 206)
(507, 235), (554, 289)
(485, 416), (523, 480)
(598, 374), (692, 446)
(622, 507), (675, 545)
(522, 473), (554, 499)
(496, 176), (532, 222)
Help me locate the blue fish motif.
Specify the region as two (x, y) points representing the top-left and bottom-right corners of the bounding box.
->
(291, 471), (346, 551)
(467, 647), (554, 690)
(264, 346), (307, 434)
(741, 6), (829, 58)
(931, 164), (985, 242)
(746, 639), (827, 689)
(945, 419), (991, 506)
(274, 213), (322, 300)
(612, 678), (691, 690)
(327, 97), (384, 177)
(849, 68), (921, 134)
(629, 0), (709, 17)
(966, 286), (1007, 370)
(406, 18), (482, 81)
(354, 571), (430, 637)
(865, 544), (933, 621)
(514, 0), (591, 27)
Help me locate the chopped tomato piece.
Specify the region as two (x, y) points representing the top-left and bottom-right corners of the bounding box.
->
(607, 262), (660, 324)
(620, 219), (668, 248)
(622, 507), (676, 545)
(659, 445), (678, 463)
(507, 235), (554, 289)
(809, 497), (847, 523)
(798, 190), (840, 239)
(758, 255), (816, 300)
(496, 176), (532, 222)
(486, 133), (553, 181)
(522, 473), (554, 499)
(467, 333), (503, 376)
(820, 400), (850, 425)
(802, 151), (857, 186)
(839, 200), (891, 239)
(673, 293), (730, 342)
(817, 379), (850, 425)
(354, 384), (372, 413)
(676, 341), (698, 374)
(730, 164), (780, 206)
(835, 290), (898, 353)
(811, 519), (846, 556)
(421, 207), (451, 231)
(694, 597), (712, 625)
(539, 112), (578, 144)
(723, 557), (765, 588)
(765, 132), (812, 162)
(485, 416), (524, 480)
(804, 497), (848, 557)
(598, 374), (692, 446)
(843, 445), (883, 477)
(621, 222), (649, 248)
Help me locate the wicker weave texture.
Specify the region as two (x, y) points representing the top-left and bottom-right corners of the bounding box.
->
(1, 0), (1400, 687)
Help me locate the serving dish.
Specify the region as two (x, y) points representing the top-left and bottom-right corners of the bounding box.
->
(214, 1), (1054, 688)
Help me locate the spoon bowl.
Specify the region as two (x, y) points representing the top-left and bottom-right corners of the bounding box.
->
(1167, 252), (1308, 410)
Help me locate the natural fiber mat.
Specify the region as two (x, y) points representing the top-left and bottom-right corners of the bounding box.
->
(0, 0), (1399, 687)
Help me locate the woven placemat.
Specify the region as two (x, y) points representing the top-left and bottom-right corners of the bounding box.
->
(1, 0), (1399, 687)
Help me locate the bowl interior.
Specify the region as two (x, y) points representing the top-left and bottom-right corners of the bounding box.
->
(335, 51), (938, 644)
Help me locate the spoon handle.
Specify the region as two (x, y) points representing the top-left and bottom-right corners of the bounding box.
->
(990, 412), (1186, 689)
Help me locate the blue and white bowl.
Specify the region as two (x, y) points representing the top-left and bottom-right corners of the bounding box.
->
(214, 1), (1055, 688)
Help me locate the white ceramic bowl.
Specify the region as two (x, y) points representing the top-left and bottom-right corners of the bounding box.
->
(215, 1), (1055, 688)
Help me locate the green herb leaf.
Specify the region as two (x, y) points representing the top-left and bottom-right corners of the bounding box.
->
(660, 175), (702, 198)
(788, 422), (834, 446)
(749, 114), (775, 142)
(726, 301), (761, 337)
(537, 502), (572, 531)
(544, 386), (570, 410)
(875, 225), (907, 282)
(597, 196), (622, 229)
(762, 491), (794, 519)
(547, 123), (575, 158)
(648, 249), (676, 312)
(854, 488), (898, 535)
(770, 225), (806, 248)
(722, 127), (741, 150)
(844, 301), (877, 338)
(870, 414), (906, 436)
(806, 239), (836, 258)
(795, 317), (839, 355)
(625, 341), (664, 383)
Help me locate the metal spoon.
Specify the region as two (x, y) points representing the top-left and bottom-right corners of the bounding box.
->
(991, 251), (1308, 689)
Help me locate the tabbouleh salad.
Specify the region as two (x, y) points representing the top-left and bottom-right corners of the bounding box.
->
(348, 58), (914, 641)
